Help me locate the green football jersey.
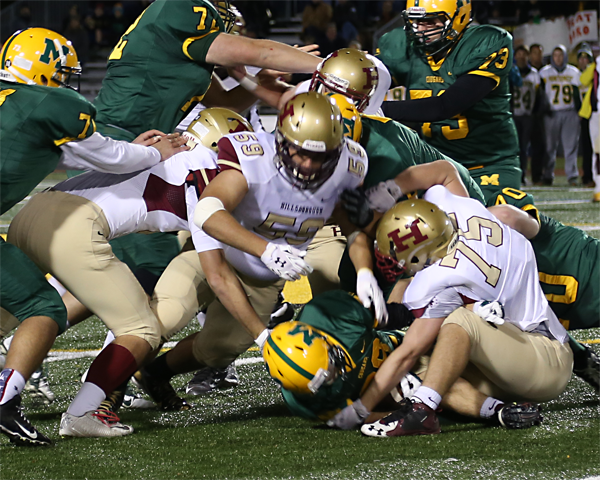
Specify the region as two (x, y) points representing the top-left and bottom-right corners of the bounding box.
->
(94, 0), (225, 136)
(280, 290), (403, 421)
(0, 80), (96, 215)
(377, 25), (519, 169)
(360, 115), (484, 203)
(487, 188), (599, 330)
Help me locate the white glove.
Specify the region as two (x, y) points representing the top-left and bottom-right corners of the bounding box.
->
(365, 179), (403, 212)
(356, 268), (389, 325)
(326, 399), (370, 430)
(260, 243), (313, 281)
(473, 300), (505, 325)
(255, 328), (271, 354)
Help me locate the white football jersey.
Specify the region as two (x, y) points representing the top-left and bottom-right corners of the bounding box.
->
(53, 146), (221, 253)
(539, 64), (581, 111)
(214, 131), (368, 281)
(402, 186), (567, 343)
(295, 54), (391, 116)
(513, 66), (540, 117)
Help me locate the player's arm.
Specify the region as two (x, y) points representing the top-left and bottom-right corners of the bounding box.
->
(488, 204), (540, 239)
(381, 74), (496, 122)
(205, 33), (320, 73)
(198, 248), (267, 339)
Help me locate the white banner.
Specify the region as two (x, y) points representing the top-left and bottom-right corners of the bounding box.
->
(513, 18), (570, 54)
(567, 10), (599, 50)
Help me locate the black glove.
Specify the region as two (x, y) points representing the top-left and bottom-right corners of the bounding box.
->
(341, 188), (374, 228)
(383, 302), (415, 330)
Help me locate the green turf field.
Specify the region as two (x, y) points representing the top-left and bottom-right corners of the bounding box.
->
(0, 170), (598, 480)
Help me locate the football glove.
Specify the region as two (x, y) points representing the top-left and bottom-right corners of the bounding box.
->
(473, 300), (505, 325)
(356, 268), (388, 325)
(260, 243), (313, 281)
(365, 179), (403, 213)
(326, 399), (370, 430)
(341, 188), (374, 228)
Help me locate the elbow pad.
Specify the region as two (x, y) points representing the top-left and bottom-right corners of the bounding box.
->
(194, 197), (226, 229)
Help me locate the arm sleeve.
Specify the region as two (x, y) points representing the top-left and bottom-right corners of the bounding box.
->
(58, 132), (161, 174)
(381, 74), (496, 122)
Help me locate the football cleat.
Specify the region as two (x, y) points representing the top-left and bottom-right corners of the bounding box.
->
(361, 398), (441, 437)
(0, 394), (52, 446)
(133, 369), (191, 411)
(59, 410), (133, 438)
(24, 366), (55, 405)
(186, 364), (239, 395)
(495, 402), (543, 429)
(98, 385), (155, 413)
(573, 344), (600, 392)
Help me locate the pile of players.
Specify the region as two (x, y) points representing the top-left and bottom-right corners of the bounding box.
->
(0, 0), (597, 447)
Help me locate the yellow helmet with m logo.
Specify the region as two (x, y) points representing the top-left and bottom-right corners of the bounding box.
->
(0, 28), (81, 89)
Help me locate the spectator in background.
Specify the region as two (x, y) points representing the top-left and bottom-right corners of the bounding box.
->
(62, 4), (81, 33)
(376, 1), (400, 29)
(333, 0), (359, 43)
(302, 0), (332, 44)
(529, 43), (547, 185)
(577, 43), (595, 188)
(539, 45), (582, 186)
(513, 45), (540, 185)
(11, 4), (32, 33)
(63, 15), (90, 66)
(86, 2), (112, 52)
(110, 3), (128, 46)
(319, 22), (347, 57)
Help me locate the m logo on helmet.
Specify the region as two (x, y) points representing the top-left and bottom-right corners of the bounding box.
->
(388, 218), (429, 253)
(288, 324), (321, 346)
(39, 38), (69, 67)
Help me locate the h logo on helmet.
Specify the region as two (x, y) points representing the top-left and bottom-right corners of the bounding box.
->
(278, 103), (295, 127)
(39, 38), (69, 67)
(388, 219), (429, 253)
(362, 67), (378, 90)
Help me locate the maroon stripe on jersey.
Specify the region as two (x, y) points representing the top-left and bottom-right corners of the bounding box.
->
(411, 307), (427, 319)
(216, 137), (242, 172)
(143, 174), (187, 221)
(186, 168), (219, 192)
(459, 294), (476, 305)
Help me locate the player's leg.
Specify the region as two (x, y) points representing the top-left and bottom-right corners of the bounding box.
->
(304, 225), (346, 294)
(0, 240), (65, 446)
(530, 113), (547, 184)
(542, 114), (561, 184)
(562, 110), (581, 185)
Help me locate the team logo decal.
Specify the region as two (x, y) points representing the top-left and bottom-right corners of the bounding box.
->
(387, 218), (429, 252)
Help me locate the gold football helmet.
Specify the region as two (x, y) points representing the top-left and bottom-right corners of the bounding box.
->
(275, 91), (344, 191)
(403, 0), (472, 57)
(183, 108), (252, 152)
(1, 27), (81, 88)
(375, 198), (458, 275)
(327, 93), (363, 143)
(310, 48), (378, 113)
(210, 0), (240, 33)
(263, 321), (352, 395)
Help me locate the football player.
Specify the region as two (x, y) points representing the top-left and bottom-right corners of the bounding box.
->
(328, 189), (572, 434)
(134, 92), (368, 410)
(8, 108), (249, 439)
(0, 28), (186, 446)
(376, 0), (521, 201)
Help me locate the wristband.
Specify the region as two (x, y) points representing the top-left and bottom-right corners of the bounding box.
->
(239, 75), (258, 92)
(255, 328), (270, 348)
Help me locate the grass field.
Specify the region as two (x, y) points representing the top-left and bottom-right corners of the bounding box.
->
(0, 169), (599, 480)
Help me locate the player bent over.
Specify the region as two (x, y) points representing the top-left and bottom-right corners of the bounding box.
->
(0, 28), (186, 446)
(328, 187), (572, 434)
(135, 92), (368, 408)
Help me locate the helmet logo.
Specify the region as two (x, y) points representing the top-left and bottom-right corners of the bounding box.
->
(388, 218), (429, 253)
(288, 324), (320, 346)
(278, 103), (294, 127)
(362, 67), (378, 91)
(39, 38), (68, 67)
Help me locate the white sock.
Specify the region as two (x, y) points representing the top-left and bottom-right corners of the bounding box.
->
(3, 335), (13, 349)
(196, 312), (206, 328)
(101, 330), (116, 350)
(412, 386), (442, 411)
(480, 397), (504, 418)
(47, 276), (67, 297)
(0, 368), (26, 405)
(67, 382), (106, 417)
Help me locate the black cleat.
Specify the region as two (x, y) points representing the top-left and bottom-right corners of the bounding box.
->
(186, 364), (239, 395)
(0, 394), (52, 446)
(133, 369), (191, 411)
(573, 344), (600, 392)
(496, 402), (543, 429)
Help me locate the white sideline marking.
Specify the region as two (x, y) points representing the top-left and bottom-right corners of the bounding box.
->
(536, 200), (595, 205)
(45, 347), (264, 366)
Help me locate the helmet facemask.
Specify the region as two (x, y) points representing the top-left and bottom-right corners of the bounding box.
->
(211, 0), (239, 33)
(49, 38), (81, 90)
(403, 6), (466, 57)
(307, 343), (352, 393)
(374, 241), (406, 283)
(275, 131), (342, 192)
(310, 71), (372, 113)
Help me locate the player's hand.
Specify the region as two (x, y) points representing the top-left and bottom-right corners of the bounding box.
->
(341, 188), (374, 228)
(365, 179), (403, 213)
(294, 43), (321, 56)
(473, 300), (505, 325)
(356, 268), (388, 325)
(133, 129), (166, 146)
(152, 133), (190, 162)
(260, 243), (313, 281)
(326, 399), (370, 430)
(255, 328), (272, 353)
